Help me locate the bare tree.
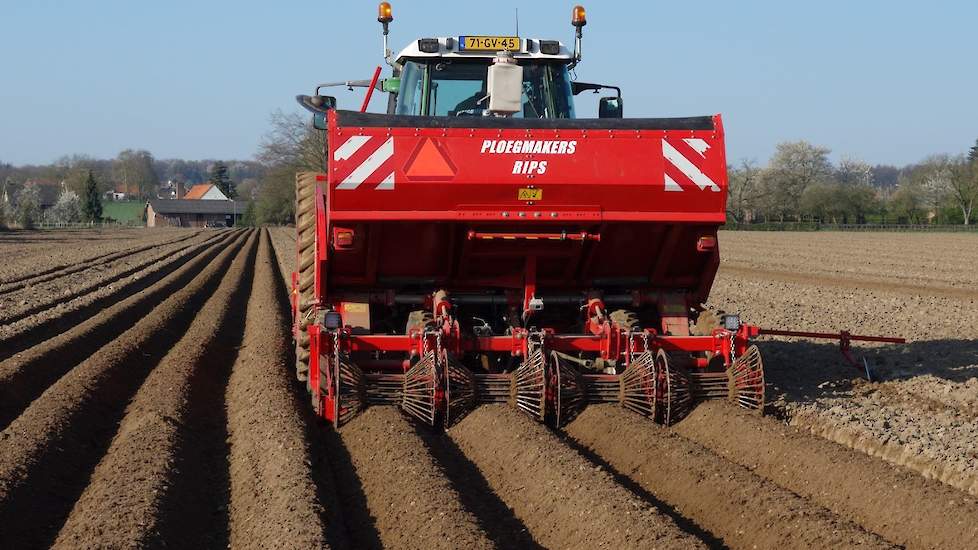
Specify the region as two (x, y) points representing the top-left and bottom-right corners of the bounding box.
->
(257, 110), (328, 172)
(948, 159), (978, 225)
(113, 150), (159, 199)
(253, 110), (329, 224)
(726, 159), (763, 223)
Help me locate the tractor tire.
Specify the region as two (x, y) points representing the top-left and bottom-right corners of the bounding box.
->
(295, 172), (319, 383)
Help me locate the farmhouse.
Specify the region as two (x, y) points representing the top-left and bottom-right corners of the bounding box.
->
(146, 199), (245, 227)
(182, 183), (228, 200)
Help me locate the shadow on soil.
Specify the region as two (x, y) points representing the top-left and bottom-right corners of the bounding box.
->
(760, 338), (978, 409)
(268, 233), (371, 549)
(559, 433), (728, 549)
(414, 423), (544, 549)
(148, 236), (257, 549)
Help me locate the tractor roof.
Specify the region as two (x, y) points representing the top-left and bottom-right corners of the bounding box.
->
(395, 37), (572, 64)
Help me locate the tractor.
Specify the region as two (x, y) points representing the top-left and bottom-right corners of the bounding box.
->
(291, 4), (902, 429)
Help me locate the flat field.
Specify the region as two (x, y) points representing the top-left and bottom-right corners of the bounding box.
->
(0, 227), (974, 549)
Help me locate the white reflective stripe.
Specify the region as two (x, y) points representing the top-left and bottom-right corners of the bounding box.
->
(662, 140), (720, 192)
(375, 172), (395, 190)
(683, 138), (710, 158)
(333, 135), (372, 161)
(664, 174), (683, 192)
(336, 137), (394, 190)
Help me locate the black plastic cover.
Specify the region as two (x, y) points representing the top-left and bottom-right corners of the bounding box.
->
(334, 110), (715, 131)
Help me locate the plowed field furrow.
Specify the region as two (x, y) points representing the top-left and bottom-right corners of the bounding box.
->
(447, 405), (707, 550)
(0, 231), (220, 327)
(0, 229), (189, 279)
(0, 230), (238, 430)
(566, 405), (895, 550)
(0, 230), (201, 292)
(0, 231), (250, 549)
(787, 406), (978, 497)
(414, 429), (544, 549)
(674, 401), (978, 550)
(0, 230), (232, 363)
(329, 407), (496, 550)
(721, 264), (978, 301)
(225, 230), (349, 549)
(52, 230), (258, 549)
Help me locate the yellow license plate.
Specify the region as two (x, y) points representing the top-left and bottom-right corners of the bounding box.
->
(518, 188), (542, 201)
(460, 35), (521, 51)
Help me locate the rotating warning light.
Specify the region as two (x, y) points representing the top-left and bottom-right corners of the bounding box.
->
(572, 5), (587, 27)
(377, 2), (393, 23)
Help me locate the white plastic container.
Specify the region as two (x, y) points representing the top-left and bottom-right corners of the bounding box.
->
(487, 53), (524, 116)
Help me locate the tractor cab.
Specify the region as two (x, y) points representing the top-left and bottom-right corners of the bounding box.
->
(298, 4), (623, 123)
(389, 38), (579, 119)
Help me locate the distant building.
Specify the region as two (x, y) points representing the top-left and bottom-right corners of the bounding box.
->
(104, 182), (140, 201)
(156, 180), (186, 200)
(146, 199), (245, 227)
(183, 183), (228, 200)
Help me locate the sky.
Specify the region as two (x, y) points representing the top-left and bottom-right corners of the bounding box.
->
(1, 0), (976, 167)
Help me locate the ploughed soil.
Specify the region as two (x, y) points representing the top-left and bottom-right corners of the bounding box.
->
(674, 401), (978, 550)
(447, 405), (706, 550)
(0, 227), (195, 281)
(330, 406), (496, 550)
(709, 230), (978, 496)
(566, 405), (894, 550)
(0, 227), (971, 548)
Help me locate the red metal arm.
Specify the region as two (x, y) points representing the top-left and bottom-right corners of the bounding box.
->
(360, 66), (382, 112)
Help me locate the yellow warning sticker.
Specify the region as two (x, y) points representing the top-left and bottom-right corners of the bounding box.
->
(518, 188), (542, 201)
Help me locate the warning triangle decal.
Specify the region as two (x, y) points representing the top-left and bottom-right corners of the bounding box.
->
(404, 138), (456, 180)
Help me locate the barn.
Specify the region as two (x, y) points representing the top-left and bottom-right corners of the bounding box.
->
(146, 199), (245, 228)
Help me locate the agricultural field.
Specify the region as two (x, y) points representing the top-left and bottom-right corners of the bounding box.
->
(0, 227), (975, 549)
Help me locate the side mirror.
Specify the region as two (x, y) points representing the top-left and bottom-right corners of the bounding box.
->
(310, 95), (337, 110)
(296, 94), (337, 130)
(312, 112), (328, 130)
(599, 96), (623, 118)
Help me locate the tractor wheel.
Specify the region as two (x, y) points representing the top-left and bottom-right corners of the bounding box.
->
(295, 172), (319, 383)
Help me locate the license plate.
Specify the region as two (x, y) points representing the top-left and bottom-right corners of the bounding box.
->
(459, 35), (521, 51)
(518, 188), (542, 201)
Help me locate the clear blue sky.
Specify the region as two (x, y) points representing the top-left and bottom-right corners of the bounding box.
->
(2, 1), (976, 166)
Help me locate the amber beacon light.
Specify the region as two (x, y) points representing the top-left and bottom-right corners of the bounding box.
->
(378, 2), (393, 23)
(572, 5), (587, 27)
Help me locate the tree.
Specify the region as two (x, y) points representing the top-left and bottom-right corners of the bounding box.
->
(836, 156), (874, 187)
(81, 170), (103, 223)
(0, 197), (8, 229)
(240, 199), (257, 226)
(727, 159), (764, 223)
(758, 141), (834, 221)
(46, 190), (82, 224)
(947, 159), (978, 225)
(969, 138), (978, 163)
(888, 178), (928, 223)
(253, 110), (329, 224)
(113, 150), (159, 199)
(16, 183), (41, 229)
(208, 161), (235, 198)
